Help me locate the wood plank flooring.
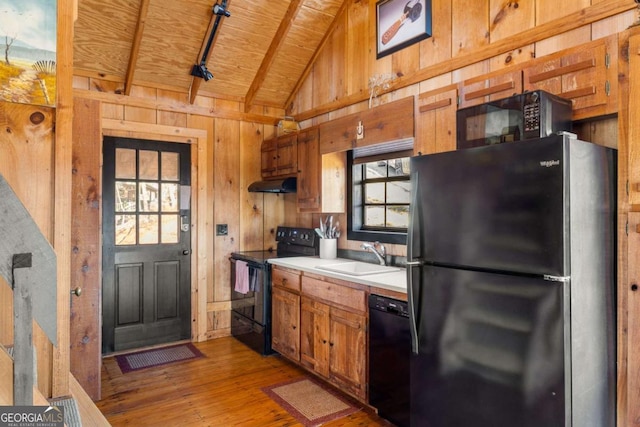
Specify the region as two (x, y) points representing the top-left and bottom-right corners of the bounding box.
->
(97, 337), (391, 426)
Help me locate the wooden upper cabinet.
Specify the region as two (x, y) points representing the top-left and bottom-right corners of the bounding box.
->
(459, 68), (523, 109)
(415, 84), (458, 155)
(297, 127), (321, 212)
(318, 96), (415, 154)
(523, 35), (617, 121)
(261, 133), (298, 179)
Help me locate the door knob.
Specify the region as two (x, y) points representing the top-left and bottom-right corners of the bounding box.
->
(182, 250), (191, 255)
(70, 287), (82, 297)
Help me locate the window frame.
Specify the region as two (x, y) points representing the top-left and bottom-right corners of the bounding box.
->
(346, 150), (410, 245)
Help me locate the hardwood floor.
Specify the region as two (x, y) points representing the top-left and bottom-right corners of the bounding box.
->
(97, 337), (391, 426)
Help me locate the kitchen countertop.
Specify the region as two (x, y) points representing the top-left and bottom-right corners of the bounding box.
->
(268, 256), (407, 295)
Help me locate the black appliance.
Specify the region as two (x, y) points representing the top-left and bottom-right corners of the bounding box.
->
(369, 294), (410, 427)
(456, 90), (572, 149)
(230, 226), (318, 355)
(407, 133), (616, 426)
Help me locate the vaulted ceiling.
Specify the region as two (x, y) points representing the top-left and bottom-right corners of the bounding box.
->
(73, 0), (345, 111)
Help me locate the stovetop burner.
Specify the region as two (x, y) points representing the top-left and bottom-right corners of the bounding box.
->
(231, 226), (319, 264)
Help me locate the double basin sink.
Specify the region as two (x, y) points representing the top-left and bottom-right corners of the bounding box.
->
(315, 261), (401, 276)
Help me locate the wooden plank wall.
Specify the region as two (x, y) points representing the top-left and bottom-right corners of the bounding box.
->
(293, 0), (636, 119)
(71, 79), (287, 343)
(0, 102), (55, 397)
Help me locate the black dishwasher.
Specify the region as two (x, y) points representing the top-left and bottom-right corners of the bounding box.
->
(369, 294), (410, 427)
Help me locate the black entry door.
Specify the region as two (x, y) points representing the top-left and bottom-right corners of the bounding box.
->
(102, 136), (191, 354)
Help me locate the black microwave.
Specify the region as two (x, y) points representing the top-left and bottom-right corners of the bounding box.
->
(456, 90), (573, 149)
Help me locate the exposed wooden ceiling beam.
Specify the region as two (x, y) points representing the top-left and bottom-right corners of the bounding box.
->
(243, 0), (304, 113)
(189, 1), (232, 105)
(124, 0), (150, 96)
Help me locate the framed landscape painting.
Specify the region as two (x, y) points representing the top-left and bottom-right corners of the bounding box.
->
(376, 0), (432, 59)
(0, 0), (56, 106)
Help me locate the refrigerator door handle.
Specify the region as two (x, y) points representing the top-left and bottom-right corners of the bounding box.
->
(407, 260), (421, 354)
(407, 172), (421, 354)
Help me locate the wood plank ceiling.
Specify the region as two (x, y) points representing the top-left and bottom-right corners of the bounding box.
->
(73, 0), (345, 111)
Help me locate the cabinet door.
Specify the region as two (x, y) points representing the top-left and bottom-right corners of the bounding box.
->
(523, 35), (617, 121)
(415, 85), (458, 155)
(272, 286), (300, 361)
(261, 138), (278, 178)
(300, 296), (330, 377)
(459, 69), (522, 109)
(297, 127), (321, 212)
(276, 134), (298, 176)
(329, 306), (367, 400)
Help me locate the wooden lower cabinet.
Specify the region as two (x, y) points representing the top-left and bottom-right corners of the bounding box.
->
(300, 297), (330, 377)
(271, 267), (368, 402)
(327, 306), (367, 399)
(272, 286), (300, 361)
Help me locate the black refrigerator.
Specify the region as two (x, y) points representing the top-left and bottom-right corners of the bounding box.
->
(406, 133), (616, 427)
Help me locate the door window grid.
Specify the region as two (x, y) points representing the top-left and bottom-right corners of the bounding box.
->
(115, 148), (180, 246)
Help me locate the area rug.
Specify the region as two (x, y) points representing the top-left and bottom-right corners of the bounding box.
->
(115, 343), (204, 373)
(262, 377), (360, 426)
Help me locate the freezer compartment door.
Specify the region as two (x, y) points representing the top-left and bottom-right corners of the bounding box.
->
(410, 135), (568, 275)
(411, 265), (566, 427)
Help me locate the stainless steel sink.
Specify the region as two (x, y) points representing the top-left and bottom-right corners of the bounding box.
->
(315, 261), (401, 276)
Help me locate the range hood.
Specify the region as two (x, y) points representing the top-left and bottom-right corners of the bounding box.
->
(248, 177), (297, 193)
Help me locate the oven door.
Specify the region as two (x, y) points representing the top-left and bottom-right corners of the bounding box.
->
(230, 258), (272, 354)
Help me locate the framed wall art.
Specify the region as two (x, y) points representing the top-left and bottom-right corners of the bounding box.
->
(0, 0), (57, 106)
(376, 0), (432, 59)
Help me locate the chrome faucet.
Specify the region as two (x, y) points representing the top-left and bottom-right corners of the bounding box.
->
(361, 242), (386, 265)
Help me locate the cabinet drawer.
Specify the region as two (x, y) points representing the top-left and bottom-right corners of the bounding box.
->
(273, 268), (300, 292)
(301, 276), (366, 313)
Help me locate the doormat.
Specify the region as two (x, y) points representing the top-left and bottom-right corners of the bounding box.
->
(262, 377), (360, 426)
(115, 343), (204, 373)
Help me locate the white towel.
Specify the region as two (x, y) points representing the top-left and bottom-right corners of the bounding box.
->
(234, 260), (250, 294)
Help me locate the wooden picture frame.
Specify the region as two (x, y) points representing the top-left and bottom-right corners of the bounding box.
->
(376, 0), (432, 59)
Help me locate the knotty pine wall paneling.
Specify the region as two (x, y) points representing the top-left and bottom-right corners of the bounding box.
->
(452, 0), (489, 56)
(212, 111), (241, 334)
(346, 0), (370, 102)
(70, 97), (102, 400)
(186, 108), (216, 341)
(124, 86), (157, 123)
(157, 89), (188, 127)
(419, 0), (453, 69)
(0, 102), (55, 397)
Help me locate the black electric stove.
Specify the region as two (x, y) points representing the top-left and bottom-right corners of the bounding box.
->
(229, 226), (319, 354)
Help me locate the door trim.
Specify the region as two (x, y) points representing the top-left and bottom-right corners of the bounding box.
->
(102, 119), (208, 342)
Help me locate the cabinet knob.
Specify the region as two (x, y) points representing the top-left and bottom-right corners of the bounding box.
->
(632, 284), (638, 292)
(292, 325), (297, 330)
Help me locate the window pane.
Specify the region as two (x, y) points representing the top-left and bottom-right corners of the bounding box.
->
(115, 148), (136, 179)
(139, 150), (158, 180)
(115, 214), (136, 245)
(115, 181), (137, 212)
(364, 161), (387, 179)
(139, 214), (159, 244)
(387, 181), (411, 204)
(161, 215), (179, 244)
(387, 206), (409, 228)
(387, 158), (410, 177)
(365, 182), (385, 204)
(162, 152), (179, 181)
(365, 206), (385, 227)
(139, 182), (159, 212)
(161, 183), (179, 212)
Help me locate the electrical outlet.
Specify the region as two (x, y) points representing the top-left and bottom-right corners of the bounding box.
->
(216, 224), (228, 236)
